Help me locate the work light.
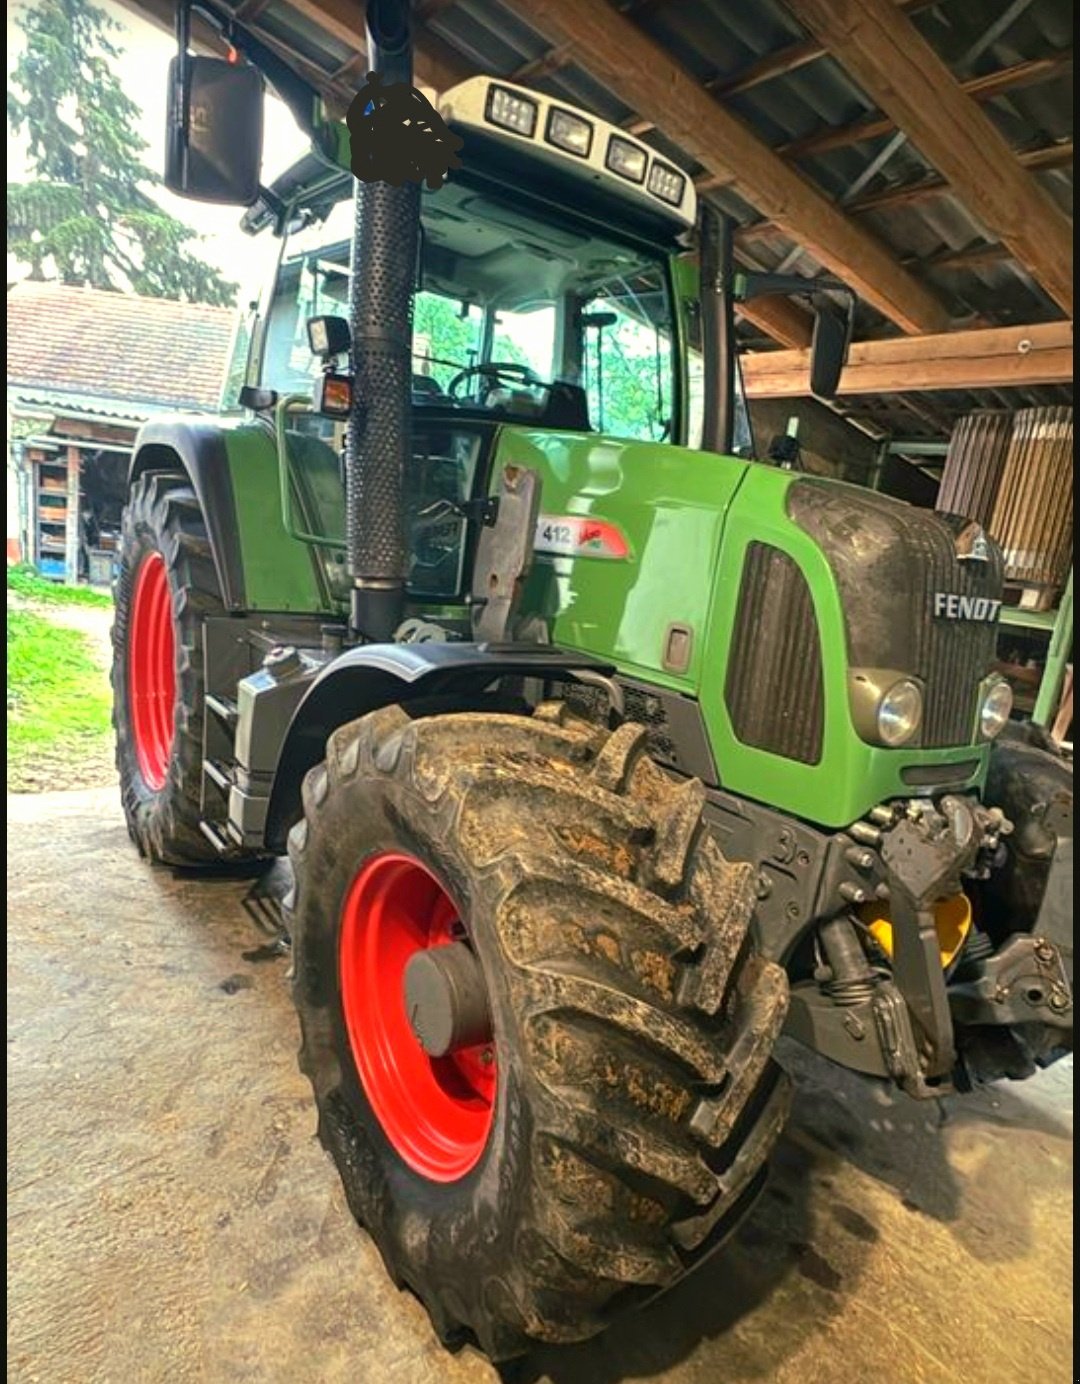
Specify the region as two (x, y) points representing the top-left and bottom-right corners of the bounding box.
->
(307, 315), (351, 360)
(486, 85), (538, 138)
(605, 135), (647, 183)
(647, 161), (686, 206)
(546, 107), (592, 157)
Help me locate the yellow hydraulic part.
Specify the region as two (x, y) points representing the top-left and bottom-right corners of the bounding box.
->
(860, 893), (973, 969)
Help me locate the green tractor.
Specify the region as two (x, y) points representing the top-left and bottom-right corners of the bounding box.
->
(112, 0), (1073, 1359)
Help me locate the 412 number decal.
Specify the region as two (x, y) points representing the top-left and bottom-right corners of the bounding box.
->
(533, 515), (630, 560)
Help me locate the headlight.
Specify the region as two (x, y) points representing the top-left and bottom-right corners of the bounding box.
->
(485, 85), (538, 137)
(605, 135), (647, 183)
(979, 677), (1013, 740)
(849, 669), (924, 747)
(878, 679), (923, 747)
(546, 106), (592, 157)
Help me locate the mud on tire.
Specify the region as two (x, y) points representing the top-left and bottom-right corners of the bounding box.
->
(112, 470), (246, 866)
(288, 701), (791, 1359)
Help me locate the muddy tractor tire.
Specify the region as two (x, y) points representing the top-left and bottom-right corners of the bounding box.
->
(112, 470), (247, 866)
(287, 701), (791, 1359)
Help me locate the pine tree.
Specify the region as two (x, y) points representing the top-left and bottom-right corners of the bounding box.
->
(7, 0), (237, 305)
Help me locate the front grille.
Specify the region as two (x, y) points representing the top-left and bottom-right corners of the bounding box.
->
(725, 543), (824, 764)
(788, 482), (1004, 749)
(904, 512), (1002, 746)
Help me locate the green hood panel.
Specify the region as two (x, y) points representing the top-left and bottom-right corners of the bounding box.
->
(498, 427), (750, 691)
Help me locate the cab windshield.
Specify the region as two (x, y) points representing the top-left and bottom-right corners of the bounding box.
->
(260, 179), (677, 444)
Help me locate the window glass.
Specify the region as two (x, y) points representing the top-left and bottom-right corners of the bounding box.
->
(261, 183), (679, 441)
(405, 426), (481, 597)
(413, 292), (484, 392)
(581, 267), (672, 443)
(219, 307), (252, 411)
(490, 305), (557, 380)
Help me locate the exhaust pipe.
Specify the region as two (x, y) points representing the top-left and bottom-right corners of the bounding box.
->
(346, 0), (420, 642)
(700, 205), (736, 458)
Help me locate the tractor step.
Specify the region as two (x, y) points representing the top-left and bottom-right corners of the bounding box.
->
(198, 819), (233, 854)
(203, 759), (233, 792)
(206, 693), (239, 728)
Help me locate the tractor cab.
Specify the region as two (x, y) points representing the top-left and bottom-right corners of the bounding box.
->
(227, 75), (755, 610)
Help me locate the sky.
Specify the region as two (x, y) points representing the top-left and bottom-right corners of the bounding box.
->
(6, 0), (312, 302)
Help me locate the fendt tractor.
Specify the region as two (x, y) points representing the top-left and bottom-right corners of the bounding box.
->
(112, 0), (1073, 1359)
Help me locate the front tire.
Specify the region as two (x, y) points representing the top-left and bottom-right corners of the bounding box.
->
(112, 470), (241, 865)
(288, 702), (790, 1359)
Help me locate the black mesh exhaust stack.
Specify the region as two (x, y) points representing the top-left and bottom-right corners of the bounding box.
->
(346, 0), (420, 642)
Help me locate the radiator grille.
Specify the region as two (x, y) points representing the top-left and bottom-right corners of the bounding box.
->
(903, 511), (1003, 747)
(789, 482), (1004, 750)
(725, 543), (824, 764)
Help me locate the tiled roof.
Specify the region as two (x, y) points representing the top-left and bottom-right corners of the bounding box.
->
(6, 281), (236, 412)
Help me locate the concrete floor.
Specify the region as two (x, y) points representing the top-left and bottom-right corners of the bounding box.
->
(8, 787), (1073, 1384)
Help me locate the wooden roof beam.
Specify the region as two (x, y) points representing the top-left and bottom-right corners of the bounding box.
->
(695, 51), (1072, 193)
(781, 0), (1073, 315)
(502, 0), (950, 335)
(282, 0), (471, 92)
(774, 49), (1073, 165)
(742, 321), (1074, 397)
(734, 139), (1074, 241)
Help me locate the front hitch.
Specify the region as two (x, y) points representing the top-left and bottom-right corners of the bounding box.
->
(877, 795), (1007, 1095)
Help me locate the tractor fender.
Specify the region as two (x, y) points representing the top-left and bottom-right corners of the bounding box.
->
(264, 641), (614, 852)
(128, 418), (248, 610)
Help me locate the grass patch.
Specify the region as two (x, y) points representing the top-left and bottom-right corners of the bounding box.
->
(7, 562), (113, 609)
(7, 610), (113, 791)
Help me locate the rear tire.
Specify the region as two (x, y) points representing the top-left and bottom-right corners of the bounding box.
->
(112, 470), (251, 866)
(288, 701), (790, 1359)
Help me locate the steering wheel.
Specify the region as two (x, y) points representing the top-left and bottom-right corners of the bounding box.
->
(446, 361), (544, 405)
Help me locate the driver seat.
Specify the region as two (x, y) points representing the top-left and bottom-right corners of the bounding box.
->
(540, 382), (591, 432)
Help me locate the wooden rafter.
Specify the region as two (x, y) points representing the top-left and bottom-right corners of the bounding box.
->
(735, 139), (1074, 242)
(284, 0), (470, 90)
(773, 50), (1073, 165)
(500, 0), (950, 335)
(696, 52), (1072, 194)
(735, 296), (813, 349)
(742, 322), (1074, 398)
(781, 0), (1073, 315)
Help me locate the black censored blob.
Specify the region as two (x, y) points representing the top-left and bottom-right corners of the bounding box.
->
(346, 71), (464, 190)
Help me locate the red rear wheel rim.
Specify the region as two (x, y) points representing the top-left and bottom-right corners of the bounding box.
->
(128, 552), (176, 792)
(339, 852), (496, 1181)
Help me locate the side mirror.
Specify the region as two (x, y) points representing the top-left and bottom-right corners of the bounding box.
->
(165, 55), (264, 206)
(808, 296), (853, 401)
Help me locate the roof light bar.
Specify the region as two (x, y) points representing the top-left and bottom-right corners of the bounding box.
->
(605, 134), (647, 183)
(485, 84), (538, 138)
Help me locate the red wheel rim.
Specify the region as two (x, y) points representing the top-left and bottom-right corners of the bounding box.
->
(339, 852), (496, 1181)
(128, 552), (176, 792)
